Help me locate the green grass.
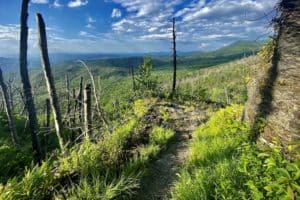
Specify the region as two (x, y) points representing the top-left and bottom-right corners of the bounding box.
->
(5, 41), (296, 200)
(150, 126), (174, 147)
(0, 98), (177, 200)
(171, 105), (300, 200)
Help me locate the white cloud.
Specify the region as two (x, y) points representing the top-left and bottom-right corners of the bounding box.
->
(85, 17), (96, 29)
(87, 16), (96, 23)
(68, 0), (88, 8)
(110, 0), (181, 18)
(0, 0), (280, 55)
(111, 8), (122, 18)
(0, 25), (19, 40)
(179, 0), (276, 22)
(110, 0), (183, 41)
(0, 24), (42, 56)
(86, 24), (94, 29)
(31, 0), (48, 4)
(53, 0), (62, 7)
(106, 0), (279, 52)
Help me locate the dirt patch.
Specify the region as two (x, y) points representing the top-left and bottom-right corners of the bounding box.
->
(134, 102), (207, 200)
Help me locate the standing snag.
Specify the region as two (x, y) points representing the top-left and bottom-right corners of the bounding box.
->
(0, 67), (19, 146)
(76, 76), (84, 123)
(20, 0), (42, 164)
(36, 13), (65, 152)
(84, 84), (92, 139)
(78, 60), (108, 128)
(171, 17), (177, 97)
(43, 98), (51, 154)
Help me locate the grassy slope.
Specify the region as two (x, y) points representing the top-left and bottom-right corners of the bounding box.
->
(0, 53), (256, 184)
(0, 41), (266, 199)
(171, 105), (300, 200)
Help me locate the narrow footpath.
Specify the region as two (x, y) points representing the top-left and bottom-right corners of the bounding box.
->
(135, 102), (208, 200)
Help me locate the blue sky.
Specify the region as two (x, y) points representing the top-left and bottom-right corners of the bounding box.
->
(0, 0), (278, 56)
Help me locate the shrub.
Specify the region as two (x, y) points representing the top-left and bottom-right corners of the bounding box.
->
(59, 118), (137, 175)
(0, 161), (56, 200)
(124, 144), (160, 176)
(150, 126), (174, 147)
(0, 144), (32, 183)
(135, 57), (159, 96)
(55, 173), (139, 200)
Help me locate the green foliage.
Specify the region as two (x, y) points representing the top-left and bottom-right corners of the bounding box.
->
(59, 118), (138, 175)
(0, 113), (32, 184)
(258, 39), (275, 67)
(159, 107), (170, 122)
(0, 161), (56, 200)
(0, 39), (269, 200)
(173, 59), (251, 105)
(239, 146), (300, 200)
(136, 57), (159, 95)
(0, 145), (32, 183)
(55, 173), (139, 200)
(171, 105), (300, 200)
(133, 98), (155, 118)
(124, 125), (174, 179)
(150, 126), (174, 147)
(124, 144), (160, 176)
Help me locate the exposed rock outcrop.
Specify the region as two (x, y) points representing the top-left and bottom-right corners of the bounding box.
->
(245, 0), (300, 152)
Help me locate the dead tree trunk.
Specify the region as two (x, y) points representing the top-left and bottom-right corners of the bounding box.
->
(36, 13), (65, 152)
(0, 90), (4, 112)
(84, 84), (92, 139)
(43, 98), (50, 155)
(8, 77), (14, 110)
(71, 88), (77, 142)
(0, 67), (19, 146)
(78, 60), (108, 128)
(76, 77), (84, 123)
(171, 17), (177, 97)
(20, 0), (42, 165)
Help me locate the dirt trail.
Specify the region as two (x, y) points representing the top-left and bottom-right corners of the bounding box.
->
(134, 102), (207, 200)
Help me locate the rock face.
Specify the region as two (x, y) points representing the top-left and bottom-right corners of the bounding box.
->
(245, 0), (300, 151)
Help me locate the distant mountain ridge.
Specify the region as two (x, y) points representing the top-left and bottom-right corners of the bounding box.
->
(0, 40), (264, 72)
(0, 57), (19, 72)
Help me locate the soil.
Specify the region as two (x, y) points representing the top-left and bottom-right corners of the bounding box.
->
(134, 102), (208, 200)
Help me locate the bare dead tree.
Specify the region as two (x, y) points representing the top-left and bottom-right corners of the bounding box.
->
(0, 90), (4, 112)
(78, 60), (108, 128)
(36, 13), (65, 152)
(7, 76), (15, 110)
(43, 98), (50, 154)
(75, 76), (84, 123)
(84, 84), (92, 139)
(20, 0), (42, 165)
(0, 67), (19, 146)
(71, 88), (77, 142)
(17, 88), (27, 115)
(171, 17), (177, 97)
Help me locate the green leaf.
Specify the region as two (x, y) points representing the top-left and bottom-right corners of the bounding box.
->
(277, 168), (291, 179)
(294, 171), (300, 180)
(286, 163), (299, 172)
(287, 186), (295, 200)
(258, 153), (270, 158)
(291, 183), (300, 194)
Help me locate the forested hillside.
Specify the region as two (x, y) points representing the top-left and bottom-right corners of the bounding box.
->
(0, 0), (299, 199)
